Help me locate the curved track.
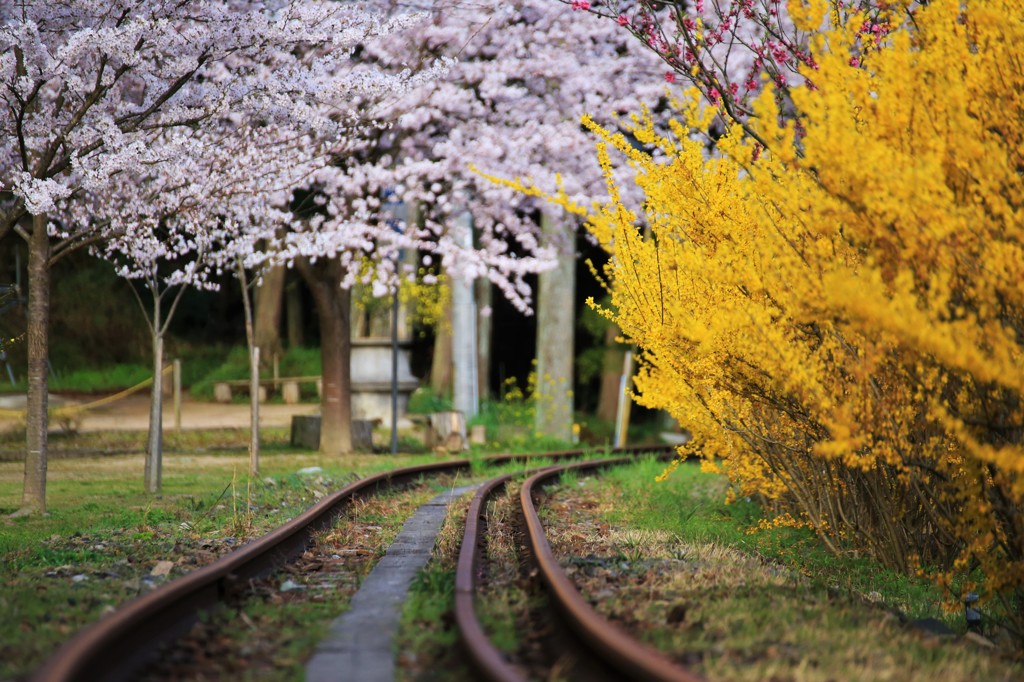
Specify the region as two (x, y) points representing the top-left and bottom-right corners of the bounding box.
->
(32, 459), (467, 682)
(457, 454), (704, 682)
(33, 446), (669, 682)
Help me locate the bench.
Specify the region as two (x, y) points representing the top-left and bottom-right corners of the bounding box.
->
(213, 376), (322, 404)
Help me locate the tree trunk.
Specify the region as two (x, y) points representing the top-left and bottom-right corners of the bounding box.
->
(238, 261), (260, 477)
(451, 282), (478, 418)
(535, 213), (575, 442)
(430, 294), (453, 398)
(144, 327), (164, 494)
(476, 278), (492, 402)
(286, 277), (305, 349)
(596, 323), (624, 422)
(17, 213), (50, 515)
(254, 264), (285, 362)
(297, 258), (352, 455)
(451, 211), (478, 417)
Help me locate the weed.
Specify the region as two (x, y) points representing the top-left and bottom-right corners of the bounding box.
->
(543, 460), (1024, 682)
(0, 448), (445, 679)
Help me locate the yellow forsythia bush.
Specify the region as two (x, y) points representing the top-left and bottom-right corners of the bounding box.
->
(573, 0), (1023, 634)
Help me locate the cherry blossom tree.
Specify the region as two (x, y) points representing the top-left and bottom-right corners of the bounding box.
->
(290, 0), (671, 444)
(92, 121), (336, 493)
(0, 0), (444, 513)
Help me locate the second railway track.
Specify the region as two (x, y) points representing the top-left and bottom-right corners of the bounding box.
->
(456, 453), (702, 682)
(32, 446), (671, 682)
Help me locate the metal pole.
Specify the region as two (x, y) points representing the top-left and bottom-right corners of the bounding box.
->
(391, 289), (399, 455)
(614, 350), (634, 448)
(249, 346), (260, 477)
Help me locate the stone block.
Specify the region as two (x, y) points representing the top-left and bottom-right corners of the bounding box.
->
(282, 381), (300, 404)
(290, 415), (374, 451)
(352, 419), (374, 451)
(429, 411), (467, 452)
(213, 382), (232, 403)
(291, 415), (321, 449)
(469, 424), (487, 445)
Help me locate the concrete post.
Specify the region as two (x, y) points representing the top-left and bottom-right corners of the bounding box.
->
(535, 212), (575, 442)
(451, 210), (478, 419)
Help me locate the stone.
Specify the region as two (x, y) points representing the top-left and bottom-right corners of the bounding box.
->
(281, 381), (301, 405)
(213, 383), (232, 403)
(964, 631), (997, 649)
(469, 424), (487, 445)
(352, 419), (374, 451)
(291, 415), (374, 451)
(429, 411), (467, 452)
(291, 415), (321, 449)
(304, 485), (479, 682)
(150, 561), (174, 577)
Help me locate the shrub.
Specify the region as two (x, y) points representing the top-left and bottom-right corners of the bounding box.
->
(544, 0), (1023, 639)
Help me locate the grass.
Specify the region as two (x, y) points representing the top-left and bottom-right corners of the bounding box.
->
(0, 433), (596, 680)
(396, 454), (619, 681)
(0, 443), (450, 679)
(188, 346), (323, 401)
(0, 345), (233, 396)
(0, 364), (153, 395)
(395, 490), (476, 682)
(541, 456), (1024, 681)
(0, 424), (297, 456)
(598, 458), (942, 617)
(406, 387), (453, 415)
(139, 482), (446, 681)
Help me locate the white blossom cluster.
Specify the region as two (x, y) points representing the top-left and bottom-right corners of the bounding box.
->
(278, 0), (671, 312)
(0, 0), (454, 298)
(1, 0), (672, 318)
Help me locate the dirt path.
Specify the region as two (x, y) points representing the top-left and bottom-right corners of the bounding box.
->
(0, 393), (316, 433)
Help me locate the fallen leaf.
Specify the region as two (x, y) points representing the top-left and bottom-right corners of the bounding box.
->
(150, 560), (174, 577)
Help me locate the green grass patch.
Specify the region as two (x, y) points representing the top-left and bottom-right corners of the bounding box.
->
(561, 457), (1024, 681)
(0, 446), (447, 679)
(600, 458), (941, 617)
(395, 493), (477, 682)
(136, 481), (445, 681)
(0, 425), (296, 454)
(0, 363), (153, 395)
(406, 387), (453, 415)
(189, 346), (323, 401)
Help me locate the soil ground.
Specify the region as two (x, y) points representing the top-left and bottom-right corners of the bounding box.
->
(0, 393), (317, 433)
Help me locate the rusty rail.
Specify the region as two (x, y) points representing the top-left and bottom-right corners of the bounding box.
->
(32, 459), (471, 682)
(34, 446), (675, 681)
(457, 452), (703, 682)
(454, 470), (528, 682)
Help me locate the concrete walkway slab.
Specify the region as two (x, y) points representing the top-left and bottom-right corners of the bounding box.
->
(305, 484), (479, 682)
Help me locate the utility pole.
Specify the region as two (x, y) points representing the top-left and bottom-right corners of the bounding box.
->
(451, 210), (478, 419)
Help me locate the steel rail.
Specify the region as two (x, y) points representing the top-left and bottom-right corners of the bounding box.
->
(32, 459), (472, 682)
(33, 446), (672, 681)
(454, 470), (526, 682)
(455, 446), (679, 681)
(518, 457), (706, 682)
(456, 450), (700, 682)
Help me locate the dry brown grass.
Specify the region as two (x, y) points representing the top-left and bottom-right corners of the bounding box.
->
(543, 476), (1024, 682)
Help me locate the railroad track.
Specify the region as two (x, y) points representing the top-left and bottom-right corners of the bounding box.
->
(32, 446), (670, 682)
(456, 455), (704, 682)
